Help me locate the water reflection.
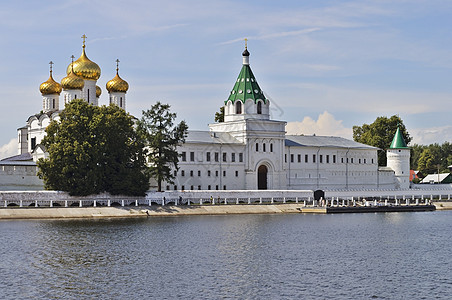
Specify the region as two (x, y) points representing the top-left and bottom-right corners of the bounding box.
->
(0, 212), (451, 299)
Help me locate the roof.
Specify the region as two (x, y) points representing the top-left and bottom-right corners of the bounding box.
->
(285, 135), (379, 150)
(185, 131), (242, 145)
(421, 173), (452, 184)
(0, 152), (36, 166)
(226, 51), (266, 104)
(1, 152), (33, 162)
(389, 127), (409, 149)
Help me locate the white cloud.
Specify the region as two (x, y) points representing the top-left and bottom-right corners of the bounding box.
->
(0, 138), (17, 160)
(286, 111), (352, 139)
(410, 126), (452, 145)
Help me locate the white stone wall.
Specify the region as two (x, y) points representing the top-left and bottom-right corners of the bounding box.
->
(63, 89), (82, 107)
(387, 149), (410, 189)
(42, 94), (60, 112)
(109, 92), (126, 110)
(0, 165), (44, 191)
(82, 80), (97, 106)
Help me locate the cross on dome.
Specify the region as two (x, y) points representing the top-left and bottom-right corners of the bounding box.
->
(116, 59), (120, 74)
(49, 61), (54, 74)
(81, 34), (87, 48)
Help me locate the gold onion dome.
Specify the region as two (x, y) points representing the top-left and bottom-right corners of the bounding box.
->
(96, 85), (102, 97)
(66, 43), (101, 80)
(40, 63), (62, 95)
(61, 68), (84, 90)
(106, 60), (129, 93)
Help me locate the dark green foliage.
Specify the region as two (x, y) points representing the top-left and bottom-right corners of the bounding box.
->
(137, 102), (188, 192)
(410, 142), (452, 176)
(37, 99), (150, 196)
(215, 106), (224, 123)
(353, 115), (411, 166)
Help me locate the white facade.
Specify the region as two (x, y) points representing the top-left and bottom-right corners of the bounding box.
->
(387, 148), (410, 189)
(164, 48), (407, 192)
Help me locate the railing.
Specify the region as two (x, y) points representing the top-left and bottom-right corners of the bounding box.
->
(0, 189), (450, 208)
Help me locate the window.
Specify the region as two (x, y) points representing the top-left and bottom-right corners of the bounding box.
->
(235, 170), (239, 177)
(256, 143), (259, 152)
(298, 154), (301, 163)
(333, 155), (336, 163)
(198, 170), (201, 176)
(181, 152), (186, 161)
(270, 143), (273, 152)
(285, 154), (287, 163)
(359, 159), (361, 164)
(190, 170), (193, 177)
(120, 97), (123, 107)
(215, 152), (219, 162)
(223, 152), (227, 162)
(364, 158), (367, 164)
(191, 185), (194, 190)
(231, 153), (235, 162)
(313, 155), (316, 163)
(239, 153), (243, 162)
(198, 185), (201, 190)
(181, 185), (185, 190)
(174, 170), (177, 176)
(326, 155), (329, 163)
(305, 154), (308, 163)
(190, 152), (195, 162)
(174, 185), (177, 190)
(181, 170), (185, 176)
(257, 101), (262, 114)
(223, 170), (226, 177)
(206, 152), (211, 162)
(346, 158), (349, 163)
(342, 158), (344, 163)
(216, 185), (219, 190)
(31, 137), (36, 150)
(291, 154), (294, 163)
(236, 101), (242, 114)
(87, 89), (90, 102)
(320, 155), (323, 163)
(166, 185), (169, 190)
(215, 170), (219, 177)
(53, 99), (55, 109)
(223, 185), (226, 190)
(263, 143), (266, 152)
(208, 185), (211, 190)
(208, 170), (211, 176)
(351, 158), (354, 163)
(372, 159), (374, 164)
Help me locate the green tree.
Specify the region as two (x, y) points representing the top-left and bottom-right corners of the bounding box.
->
(37, 99), (150, 196)
(353, 115), (411, 166)
(137, 102), (188, 192)
(417, 149), (436, 175)
(215, 106), (224, 122)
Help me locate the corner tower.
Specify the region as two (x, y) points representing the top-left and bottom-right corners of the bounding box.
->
(224, 40), (270, 122)
(386, 127), (410, 189)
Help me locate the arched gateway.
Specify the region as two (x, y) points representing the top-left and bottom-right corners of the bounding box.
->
(257, 165), (268, 190)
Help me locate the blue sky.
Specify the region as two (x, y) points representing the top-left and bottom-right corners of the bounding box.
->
(1, 0), (452, 158)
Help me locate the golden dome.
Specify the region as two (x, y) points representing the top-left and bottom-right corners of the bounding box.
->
(40, 72), (62, 95)
(66, 46), (101, 80)
(61, 68), (84, 90)
(106, 73), (129, 93)
(96, 85), (102, 97)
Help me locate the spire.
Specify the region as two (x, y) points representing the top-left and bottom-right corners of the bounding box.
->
(389, 127), (409, 149)
(242, 38), (250, 65)
(227, 44), (266, 104)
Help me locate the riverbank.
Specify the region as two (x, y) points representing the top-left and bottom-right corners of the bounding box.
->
(0, 204), (304, 220)
(0, 202), (450, 220)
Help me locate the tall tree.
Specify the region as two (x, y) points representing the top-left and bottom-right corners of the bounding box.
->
(137, 102), (188, 192)
(417, 149), (436, 175)
(353, 115), (411, 166)
(37, 99), (150, 196)
(214, 106), (224, 122)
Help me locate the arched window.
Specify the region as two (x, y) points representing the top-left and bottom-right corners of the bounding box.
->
(53, 99), (55, 109)
(120, 97), (123, 107)
(235, 101), (242, 114)
(257, 101), (262, 114)
(87, 89), (90, 103)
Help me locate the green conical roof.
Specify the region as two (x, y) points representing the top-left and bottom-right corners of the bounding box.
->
(226, 49), (267, 104)
(389, 127), (409, 149)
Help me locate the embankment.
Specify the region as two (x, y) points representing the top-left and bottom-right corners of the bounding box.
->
(0, 204), (304, 220)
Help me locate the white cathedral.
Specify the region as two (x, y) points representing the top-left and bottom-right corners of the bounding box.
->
(0, 37), (411, 192)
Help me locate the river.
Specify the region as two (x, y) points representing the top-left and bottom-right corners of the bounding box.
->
(1, 211), (451, 299)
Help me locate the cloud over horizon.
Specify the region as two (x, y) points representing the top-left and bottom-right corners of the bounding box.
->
(286, 111), (353, 138)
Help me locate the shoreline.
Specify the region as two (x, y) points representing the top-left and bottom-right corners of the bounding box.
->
(0, 202), (451, 220)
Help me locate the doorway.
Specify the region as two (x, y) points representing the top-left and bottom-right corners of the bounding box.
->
(258, 165), (268, 190)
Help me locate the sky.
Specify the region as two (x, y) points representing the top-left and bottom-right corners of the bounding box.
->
(1, 0), (452, 159)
